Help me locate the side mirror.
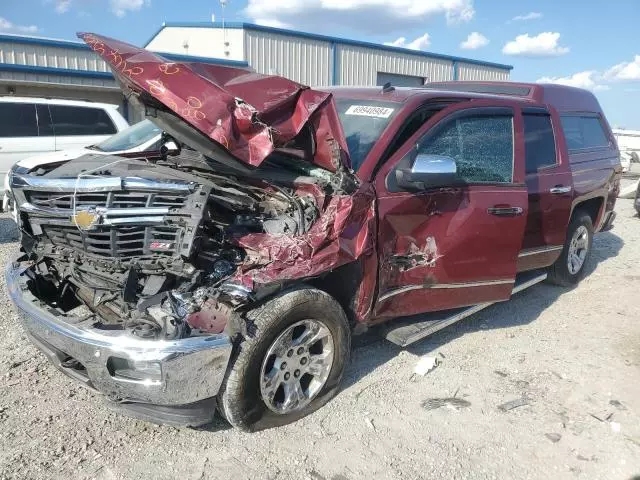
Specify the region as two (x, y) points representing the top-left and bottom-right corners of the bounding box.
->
(161, 140), (180, 157)
(396, 153), (457, 191)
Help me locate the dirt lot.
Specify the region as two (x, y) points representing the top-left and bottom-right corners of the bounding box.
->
(0, 198), (638, 480)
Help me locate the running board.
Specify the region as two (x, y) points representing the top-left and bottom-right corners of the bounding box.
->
(384, 271), (548, 347)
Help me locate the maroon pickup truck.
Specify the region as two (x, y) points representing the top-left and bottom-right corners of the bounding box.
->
(6, 34), (620, 431)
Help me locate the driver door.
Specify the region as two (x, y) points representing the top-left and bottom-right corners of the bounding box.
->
(373, 103), (529, 321)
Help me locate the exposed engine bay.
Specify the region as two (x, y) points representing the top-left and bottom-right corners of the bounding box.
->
(12, 147), (354, 340)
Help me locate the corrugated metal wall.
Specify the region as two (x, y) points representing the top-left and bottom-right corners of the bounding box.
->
(0, 41), (112, 77)
(457, 62), (509, 81)
(244, 30), (332, 86)
(0, 70), (116, 88)
(337, 44), (454, 86)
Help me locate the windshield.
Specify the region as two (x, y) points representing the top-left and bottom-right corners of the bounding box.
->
(334, 98), (399, 171)
(92, 119), (162, 152)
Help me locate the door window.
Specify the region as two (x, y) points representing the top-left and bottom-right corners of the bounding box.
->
(524, 113), (557, 173)
(49, 105), (117, 136)
(0, 103), (38, 137)
(560, 115), (610, 151)
(417, 113), (514, 183)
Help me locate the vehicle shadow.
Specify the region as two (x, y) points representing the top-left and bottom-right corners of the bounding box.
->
(0, 216), (19, 244)
(342, 231), (625, 391)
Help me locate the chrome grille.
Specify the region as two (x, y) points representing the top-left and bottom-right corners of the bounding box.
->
(42, 225), (181, 258)
(26, 191), (187, 210)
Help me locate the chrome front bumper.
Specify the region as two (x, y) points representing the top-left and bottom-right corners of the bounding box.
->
(6, 259), (233, 408)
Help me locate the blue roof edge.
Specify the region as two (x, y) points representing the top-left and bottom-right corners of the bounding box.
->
(0, 33), (90, 50)
(0, 63), (115, 79)
(153, 21), (514, 71)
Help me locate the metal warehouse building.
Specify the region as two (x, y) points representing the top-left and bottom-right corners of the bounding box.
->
(145, 22), (512, 87)
(0, 23), (512, 122)
(0, 33), (249, 122)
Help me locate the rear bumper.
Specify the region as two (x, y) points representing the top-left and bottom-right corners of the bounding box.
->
(6, 258), (233, 424)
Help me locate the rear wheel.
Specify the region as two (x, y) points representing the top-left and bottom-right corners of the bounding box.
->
(547, 211), (594, 286)
(218, 287), (350, 431)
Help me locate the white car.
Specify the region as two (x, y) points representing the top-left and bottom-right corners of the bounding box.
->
(0, 97), (129, 177)
(3, 119), (163, 215)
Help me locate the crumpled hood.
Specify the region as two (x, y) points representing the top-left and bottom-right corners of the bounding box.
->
(78, 32), (350, 173)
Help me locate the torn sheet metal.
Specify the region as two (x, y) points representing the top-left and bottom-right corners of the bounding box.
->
(78, 32), (350, 173)
(230, 184), (377, 307)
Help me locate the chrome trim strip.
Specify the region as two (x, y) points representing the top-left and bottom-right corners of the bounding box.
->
(11, 174), (193, 193)
(103, 216), (168, 226)
(20, 203), (170, 218)
(378, 279), (514, 303)
(518, 245), (563, 258)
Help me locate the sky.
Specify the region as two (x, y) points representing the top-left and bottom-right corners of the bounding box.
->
(1, 0), (639, 128)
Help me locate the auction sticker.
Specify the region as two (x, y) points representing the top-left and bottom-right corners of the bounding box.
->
(345, 105), (395, 118)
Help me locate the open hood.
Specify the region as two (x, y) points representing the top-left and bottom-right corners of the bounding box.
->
(78, 33), (351, 173)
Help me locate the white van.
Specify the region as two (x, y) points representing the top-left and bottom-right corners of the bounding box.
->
(0, 97), (129, 176)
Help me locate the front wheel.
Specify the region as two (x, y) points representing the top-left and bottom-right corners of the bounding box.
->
(218, 287), (350, 431)
(547, 211), (594, 286)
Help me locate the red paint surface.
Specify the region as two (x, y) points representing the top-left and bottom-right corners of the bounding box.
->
(79, 33), (350, 172)
(67, 40), (622, 326)
(521, 107), (573, 258)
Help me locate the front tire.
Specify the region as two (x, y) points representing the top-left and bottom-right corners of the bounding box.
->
(218, 287), (350, 431)
(547, 211), (594, 286)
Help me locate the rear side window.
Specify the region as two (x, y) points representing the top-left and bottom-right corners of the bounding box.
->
(560, 115), (610, 151)
(524, 113), (557, 173)
(49, 106), (117, 136)
(0, 103), (38, 137)
(418, 114), (514, 183)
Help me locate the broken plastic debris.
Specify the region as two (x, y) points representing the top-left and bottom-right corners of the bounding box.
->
(545, 433), (562, 443)
(364, 418), (376, 431)
(497, 397), (529, 412)
(609, 400), (626, 410)
(414, 356), (440, 376)
(421, 398), (471, 411)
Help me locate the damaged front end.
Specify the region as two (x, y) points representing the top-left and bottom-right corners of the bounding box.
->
(10, 151), (354, 339)
(7, 151), (371, 420)
(6, 35), (376, 420)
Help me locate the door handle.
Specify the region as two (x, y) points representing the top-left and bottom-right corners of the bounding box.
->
(550, 186), (572, 194)
(487, 206), (524, 217)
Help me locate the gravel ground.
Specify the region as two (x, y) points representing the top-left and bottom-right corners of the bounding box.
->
(0, 198), (638, 480)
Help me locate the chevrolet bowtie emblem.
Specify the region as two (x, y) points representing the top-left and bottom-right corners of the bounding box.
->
(71, 207), (101, 231)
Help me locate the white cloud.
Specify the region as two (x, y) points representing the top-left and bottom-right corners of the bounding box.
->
(0, 17), (38, 34)
(55, 0), (72, 13)
(537, 71), (600, 90)
(511, 12), (542, 22)
(540, 55), (640, 93)
(604, 55), (640, 81)
(385, 32), (431, 50)
(460, 32), (488, 50)
(110, 0), (150, 17)
(502, 32), (569, 57)
(254, 18), (292, 28)
(245, 0), (475, 33)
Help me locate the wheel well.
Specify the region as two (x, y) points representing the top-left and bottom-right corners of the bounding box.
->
(573, 197), (603, 226)
(306, 261), (364, 326)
